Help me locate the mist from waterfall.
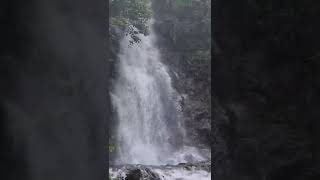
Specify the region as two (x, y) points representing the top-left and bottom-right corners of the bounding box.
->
(110, 20), (206, 166)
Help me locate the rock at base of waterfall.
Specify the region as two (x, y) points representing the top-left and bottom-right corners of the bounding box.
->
(110, 165), (161, 180)
(109, 161), (211, 180)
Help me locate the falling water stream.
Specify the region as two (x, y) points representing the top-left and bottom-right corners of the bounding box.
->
(110, 20), (211, 179)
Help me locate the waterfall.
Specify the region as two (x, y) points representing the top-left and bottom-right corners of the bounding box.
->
(110, 20), (206, 166)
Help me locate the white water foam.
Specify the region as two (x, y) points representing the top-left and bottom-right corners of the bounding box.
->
(153, 168), (211, 180)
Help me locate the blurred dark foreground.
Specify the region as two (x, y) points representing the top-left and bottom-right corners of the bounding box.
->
(0, 1), (109, 180)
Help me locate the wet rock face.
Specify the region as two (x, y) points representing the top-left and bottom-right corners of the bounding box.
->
(110, 165), (161, 180)
(151, 0), (211, 148)
(126, 169), (143, 180)
(109, 24), (123, 63)
(110, 161), (211, 180)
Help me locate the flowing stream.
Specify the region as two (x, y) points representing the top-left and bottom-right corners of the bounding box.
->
(110, 20), (211, 179)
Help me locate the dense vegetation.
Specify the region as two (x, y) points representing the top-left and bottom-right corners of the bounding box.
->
(110, 0), (152, 43)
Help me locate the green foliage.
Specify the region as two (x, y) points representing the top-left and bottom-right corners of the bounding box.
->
(174, 0), (192, 9)
(110, 0), (152, 43)
(110, 17), (129, 30)
(108, 143), (116, 153)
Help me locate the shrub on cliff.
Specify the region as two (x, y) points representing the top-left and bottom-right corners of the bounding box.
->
(110, 0), (152, 43)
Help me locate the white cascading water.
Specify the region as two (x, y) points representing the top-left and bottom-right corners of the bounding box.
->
(111, 20), (184, 165)
(110, 19), (210, 179)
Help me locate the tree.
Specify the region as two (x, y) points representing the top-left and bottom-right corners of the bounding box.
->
(110, 0), (153, 43)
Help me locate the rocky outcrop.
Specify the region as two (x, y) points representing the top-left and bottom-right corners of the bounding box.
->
(112, 165), (161, 180)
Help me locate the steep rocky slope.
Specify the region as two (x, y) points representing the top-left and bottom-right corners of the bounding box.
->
(151, 0), (212, 148)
